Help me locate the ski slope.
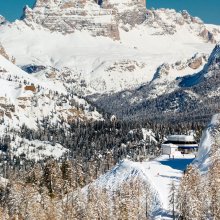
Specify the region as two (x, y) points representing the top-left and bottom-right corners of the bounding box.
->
(94, 114), (220, 219)
(95, 153), (195, 219)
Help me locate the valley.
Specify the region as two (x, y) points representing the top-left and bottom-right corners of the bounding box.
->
(0, 0), (219, 219)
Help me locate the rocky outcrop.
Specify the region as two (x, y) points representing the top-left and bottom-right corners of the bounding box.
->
(152, 63), (170, 80)
(152, 54), (207, 81)
(145, 9), (217, 43)
(199, 28), (216, 44)
(103, 0), (146, 27)
(188, 57), (203, 69)
(188, 54), (207, 70)
(0, 43), (9, 60)
(24, 85), (37, 92)
(0, 15), (6, 25)
(23, 0), (146, 40)
(23, 0), (120, 40)
(105, 60), (145, 72)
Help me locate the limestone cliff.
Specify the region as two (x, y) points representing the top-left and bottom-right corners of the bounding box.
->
(23, 0), (147, 40)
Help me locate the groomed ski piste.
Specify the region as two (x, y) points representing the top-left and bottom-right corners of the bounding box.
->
(145, 154), (195, 219)
(94, 114), (218, 219)
(94, 153), (195, 219)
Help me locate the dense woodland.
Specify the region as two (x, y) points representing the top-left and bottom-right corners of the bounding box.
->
(175, 143), (220, 220)
(0, 117), (206, 185)
(0, 115), (209, 219)
(92, 71), (220, 123)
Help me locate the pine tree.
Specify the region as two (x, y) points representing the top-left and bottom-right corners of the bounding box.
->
(208, 143), (220, 220)
(60, 160), (75, 193)
(177, 165), (204, 220)
(169, 181), (177, 220)
(43, 160), (63, 198)
(86, 185), (99, 219)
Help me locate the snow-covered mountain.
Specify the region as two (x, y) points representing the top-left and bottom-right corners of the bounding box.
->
(23, 0), (146, 40)
(0, 52), (102, 160)
(1, 2), (220, 217)
(145, 9), (218, 43)
(0, 4), (220, 94)
(94, 42), (220, 121)
(0, 53), (101, 126)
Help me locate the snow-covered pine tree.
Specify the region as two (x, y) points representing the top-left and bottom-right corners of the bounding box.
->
(95, 188), (111, 219)
(177, 165), (204, 220)
(43, 160), (63, 198)
(86, 185), (99, 219)
(69, 188), (86, 220)
(208, 143), (220, 220)
(61, 160), (75, 193)
(169, 180), (177, 220)
(112, 189), (121, 218)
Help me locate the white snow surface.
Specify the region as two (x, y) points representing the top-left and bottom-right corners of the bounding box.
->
(0, 15), (219, 94)
(193, 114), (220, 172)
(94, 154), (195, 219)
(11, 138), (68, 161)
(0, 54), (102, 160)
(142, 128), (158, 143)
(167, 135), (195, 142)
(0, 124), (68, 161)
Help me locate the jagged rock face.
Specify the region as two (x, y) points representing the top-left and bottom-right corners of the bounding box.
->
(188, 54), (207, 70)
(24, 0), (120, 40)
(23, 0), (146, 40)
(102, 0), (146, 27)
(0, 15), (6, 25)
(152, 54), (207, 82)
(199, 29), (216, 44)
(0, 43), (9, 60)
(145, 9), (217, 43)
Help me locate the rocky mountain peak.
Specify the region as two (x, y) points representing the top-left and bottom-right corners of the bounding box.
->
(102, 0), (146, 26)
(34, 0), (92, 8)
(145, 8), (217, 43)
(0, 15), (7, 25)
(23, 0), (146, 40)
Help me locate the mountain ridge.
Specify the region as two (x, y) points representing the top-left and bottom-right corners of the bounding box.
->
(1, 7), (219, 94)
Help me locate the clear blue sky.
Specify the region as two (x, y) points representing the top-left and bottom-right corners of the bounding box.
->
(148, 0), (220, 25)
(0, 0), (219, 25)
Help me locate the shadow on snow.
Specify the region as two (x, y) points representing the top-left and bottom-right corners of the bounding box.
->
(160, 158), (194, 171)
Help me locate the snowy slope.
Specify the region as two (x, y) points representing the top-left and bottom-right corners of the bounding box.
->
(0, 53), (102, 123)
(94, 42), (220, 120)
(193, 114), (220, 172)
(93, 155), (194, 219)
(0, 54), (102, 160)
(0, 53), (66, 94)
(0, 8), (219, 94)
